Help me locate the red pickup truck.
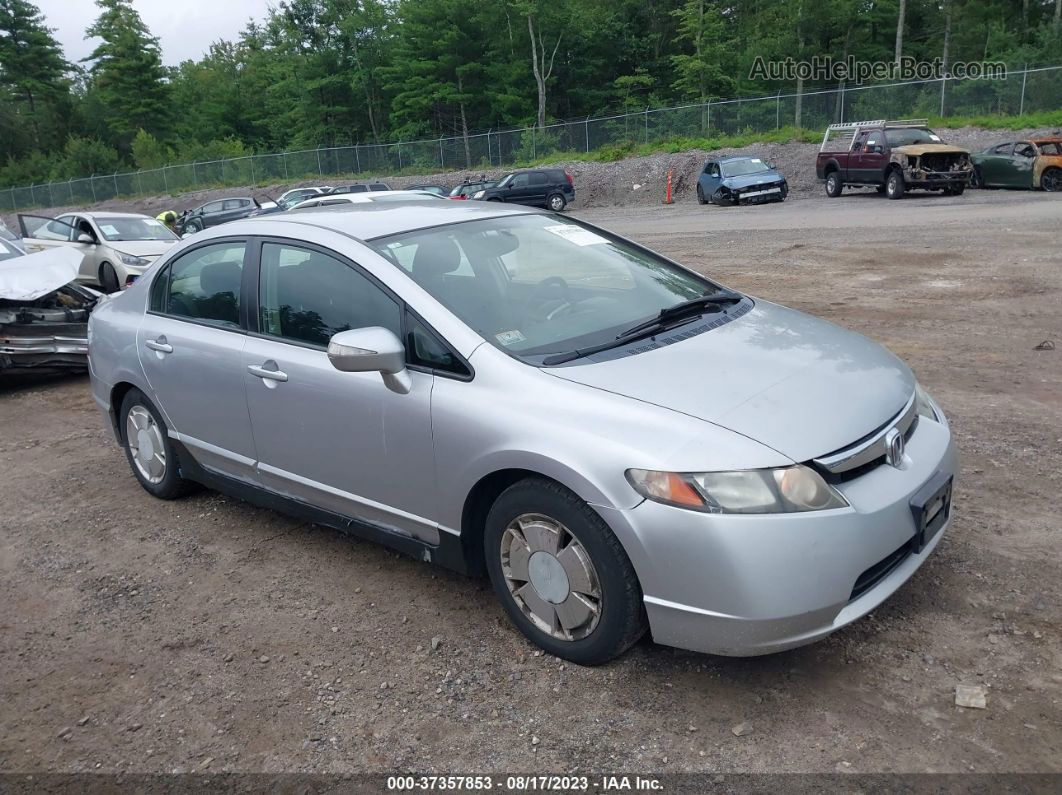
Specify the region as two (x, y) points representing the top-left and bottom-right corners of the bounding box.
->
(816, 119), (973, 199)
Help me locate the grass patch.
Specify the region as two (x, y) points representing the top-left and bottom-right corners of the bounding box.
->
(931, 109), (1062, 130)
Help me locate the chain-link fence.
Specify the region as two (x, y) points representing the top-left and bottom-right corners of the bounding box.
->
(3, 65), (1060, 213)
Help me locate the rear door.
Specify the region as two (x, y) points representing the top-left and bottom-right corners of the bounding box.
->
(17, 214), (77, 255)
(136, 238), (258, 481)
(199, 201), (224, 228)
(1009, 142), (1037, 187)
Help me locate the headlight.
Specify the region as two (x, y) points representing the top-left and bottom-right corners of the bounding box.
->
(914, 382), (943, 424)
(118, 253), (149, 266)
(472, 190), (486, 199)
(626, 465), (848, 514)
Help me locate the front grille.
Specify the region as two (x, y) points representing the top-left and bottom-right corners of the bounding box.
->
(849, 541), (912, 601)
(821, 417), (919, 485)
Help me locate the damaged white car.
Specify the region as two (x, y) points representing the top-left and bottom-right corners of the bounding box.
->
(0, 245), (102, 373)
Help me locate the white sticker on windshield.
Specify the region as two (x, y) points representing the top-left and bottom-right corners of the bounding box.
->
(100, 224), (119, 237)
(544, 225), (608, 247)
(495, 329), (526, 346)
(929, 134), (941, 141)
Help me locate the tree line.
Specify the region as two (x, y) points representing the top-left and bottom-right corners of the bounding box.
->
(1, 0), (1061, 188)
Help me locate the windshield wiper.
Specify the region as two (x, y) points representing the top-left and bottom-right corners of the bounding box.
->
(541, 291), (743, 366)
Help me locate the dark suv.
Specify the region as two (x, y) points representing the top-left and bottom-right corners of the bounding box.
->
(179, 197), (260, 233)
(475, 168), (574, 211)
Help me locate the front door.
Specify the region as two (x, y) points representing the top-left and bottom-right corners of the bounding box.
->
(241, 240), (439, 543)
(137, 239), (258, 481)
(853, 131), (887, 183)
(17, 214), (77, 255)
(979, 142), (1014, 186)
(1009, 142), (1037, 187)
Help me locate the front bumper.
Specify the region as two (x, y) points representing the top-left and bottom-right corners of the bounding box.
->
(0, 326), (89, 371)
(598, 416), (957, 656)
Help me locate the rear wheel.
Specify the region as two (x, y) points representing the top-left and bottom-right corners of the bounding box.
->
(825, 171), (843, 198)
(100, 262), (120, 293)
(484, 478), (647, 665)
(546, 192), (567, 212)
(885, 170), (906, 200)
(119, 388), (195, 500)
(1042, 167), (1062, 192)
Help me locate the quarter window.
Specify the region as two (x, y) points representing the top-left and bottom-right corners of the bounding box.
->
(164, 241), (246, 327)
(257, 243), (401, 347)
(406, 312), (468, 376)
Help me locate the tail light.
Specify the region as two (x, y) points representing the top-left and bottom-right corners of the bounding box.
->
(565, 171), (573, 186)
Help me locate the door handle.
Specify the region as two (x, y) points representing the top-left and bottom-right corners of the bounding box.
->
(145, 338), (173, 353)
(247, 363), (288, 382)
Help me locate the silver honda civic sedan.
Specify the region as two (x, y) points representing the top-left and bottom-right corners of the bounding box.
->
(87, 201), (956, 664)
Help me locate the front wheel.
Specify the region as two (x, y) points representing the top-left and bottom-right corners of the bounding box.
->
(885, 170), (906, 199)
(119, 388), (195, 500)
(546, 193), (567, 212)
(181, 218), (203, 234)
(825, 172), (843, 198)
(484, 478), (647, 665)
(1042, 167), (1062, 192)
(969, 168), (983, 189)
(945, 183), (966, 196)
(99, 262), (120, 293)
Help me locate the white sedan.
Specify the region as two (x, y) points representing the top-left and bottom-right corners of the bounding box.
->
(289, 190), (442, 210)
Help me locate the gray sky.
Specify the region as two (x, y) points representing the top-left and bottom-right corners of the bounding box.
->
(36, 0), (274, 67)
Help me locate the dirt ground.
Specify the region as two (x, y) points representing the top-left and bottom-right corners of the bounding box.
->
(1, 188), (1060, 779)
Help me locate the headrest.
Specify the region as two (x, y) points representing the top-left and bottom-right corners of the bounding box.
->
(199, 261), (242, 297)
(411, 237), (462, 280)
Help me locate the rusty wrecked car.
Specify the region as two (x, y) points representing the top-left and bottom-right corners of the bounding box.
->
(0, 244), (101, 374)
(970, 138), (1062, 191)
(817, 119), (972, 199)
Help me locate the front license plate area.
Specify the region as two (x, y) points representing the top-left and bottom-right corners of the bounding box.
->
(909, 473), (953, 553)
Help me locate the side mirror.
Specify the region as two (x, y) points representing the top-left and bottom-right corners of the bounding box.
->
(77, 233), (94, 244)
(327, 327), (411, 394)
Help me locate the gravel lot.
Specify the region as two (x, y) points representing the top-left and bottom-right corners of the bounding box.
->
(1, 188), (1060, 778)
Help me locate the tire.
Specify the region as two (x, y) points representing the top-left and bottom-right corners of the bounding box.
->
(484, 478), (647, 665)
(876, 185), (887, 194)
(546, 192), (567, 212)
(119, 388), (195, 500)
(825, 171), (843, 198)
(181, 218), (203, 234)
(885, 169), (906, 200)
(969, 168), (983, 189)
(1041, 167), (1062, 192)
(946, 183), (966, 196)
(696, 185), (707, 205)
(99, 262), (120, 293)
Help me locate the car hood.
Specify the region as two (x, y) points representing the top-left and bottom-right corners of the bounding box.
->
(0, 246), (83, 301)
(892, 143), (969, 156)
(548, 301), (914, 463)
(106, 240), (176, 258)
(721, 170), (785, 189)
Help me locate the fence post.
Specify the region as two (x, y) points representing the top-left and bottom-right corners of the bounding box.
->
(317, 147), (323, 175)
(90, 175), (97, 203)
(249, 157), (256, 186)
(113, 170), (119, 197)
(585, 116), (590, 152)
(162, 167), (168, 193)
(1019, 65), (1028, 116)
(706, 101), (711, 134)
(192, 161), (199, 187)
(67, 179), (73, 204)
(355, 145), (361, 174)
(839, 84), (846, 123)
(47, 181), (54, 207)
(939, 76), (946, 117)
(397, 142), (403, 170)
(644, 106), (649, 143)
(776, 91), (781, 129)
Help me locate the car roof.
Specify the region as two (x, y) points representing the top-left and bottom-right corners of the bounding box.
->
(242, 198), (539, 240)
(1032, 137), (1062, 144)
(76, 211), (151, 219)
(714, 155), (764, 163)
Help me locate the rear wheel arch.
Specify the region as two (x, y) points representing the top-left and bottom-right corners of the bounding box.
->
(109, 381), (138, 438)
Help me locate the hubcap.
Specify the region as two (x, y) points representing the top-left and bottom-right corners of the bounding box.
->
(126, 405), (166, 484)
(500, 513), (602, 641)
(550, 196), (563, 210)
(1045, 171), (1061, 191)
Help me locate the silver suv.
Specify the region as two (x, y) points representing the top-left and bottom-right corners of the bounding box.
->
(88, 201), (956, 664)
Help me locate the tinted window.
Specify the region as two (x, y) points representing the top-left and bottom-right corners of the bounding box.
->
(258, 243), (400, 347)
(369, 183), (390, 191)
(406, 312), (468, 376)
(165, 242), (246, 327)
(528, 172), (548, 185)
(202, 202), (224, 214)
(510, 174), (530, 188)
(222, 199), (243, 211)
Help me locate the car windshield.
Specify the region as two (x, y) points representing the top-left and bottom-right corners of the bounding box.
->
(369, 214), (725, 363)
(885, 128), (942, 146)
(495, 174), (514, 187)
(721, 158), (771, 178)
(94, 217), (178, 242)
(0, 238), (23, 261)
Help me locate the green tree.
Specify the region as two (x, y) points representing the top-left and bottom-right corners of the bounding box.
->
(670, 0), (733, 131)
(57, 135), (121, 179)
(83, 0), (171, 145)
(131, 128), (171, 169)
(0, 0), (72, 154)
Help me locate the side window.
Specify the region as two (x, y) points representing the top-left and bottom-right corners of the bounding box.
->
(202, 201), (224, 214)
(150, 263), (170, 312)
(222, 199), (242, 211)
(864, 136), (880, 151)
(510, 173), (530, 188)
(1015, 143), (1035, 158)
(528, 171), (548, 185)
(992, 143), (1013, 155)
(708, 164), (720, 177)
(258, 243), (401, 347)
(852, 132), (868, 151)
(166, 241), (246, 327)
(405, 312), (469, 376)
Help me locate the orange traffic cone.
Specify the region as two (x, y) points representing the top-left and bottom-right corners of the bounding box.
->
(664, 169), (674, 204)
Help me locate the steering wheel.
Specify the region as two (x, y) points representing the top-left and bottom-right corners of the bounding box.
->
(524, 276), (576, 321)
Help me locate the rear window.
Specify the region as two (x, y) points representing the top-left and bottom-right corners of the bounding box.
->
(369, 183), (391, 191)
